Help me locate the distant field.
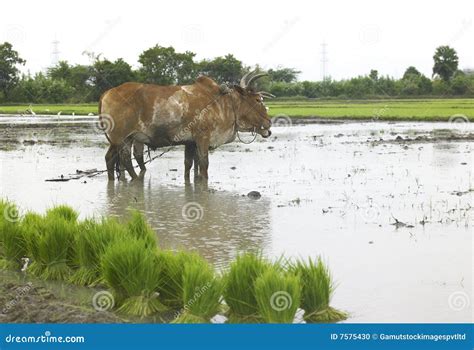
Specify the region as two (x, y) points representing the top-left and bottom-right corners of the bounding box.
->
(0, 99), (473, 121)
(266, 98), (474, 121)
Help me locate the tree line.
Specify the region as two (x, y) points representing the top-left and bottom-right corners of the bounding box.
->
(0, 42), (472, 103)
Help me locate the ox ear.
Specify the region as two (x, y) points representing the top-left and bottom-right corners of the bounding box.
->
(233, 85), (246, 95)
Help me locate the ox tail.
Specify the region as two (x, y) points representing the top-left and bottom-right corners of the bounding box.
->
(98, 93), (113, 145)
(98, 92), (119, 176)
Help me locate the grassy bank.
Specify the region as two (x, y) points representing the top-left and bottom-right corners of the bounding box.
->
(0, 200), (347, 323)
(0, 98), (472, 121)
(0, 104), (96, 116)
(268, 98), (474, 120)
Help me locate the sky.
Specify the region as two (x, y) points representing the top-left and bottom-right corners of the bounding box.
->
(1, 0), (473, 81)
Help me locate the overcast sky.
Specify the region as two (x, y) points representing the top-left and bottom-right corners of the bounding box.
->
(2, 0), (473, 81)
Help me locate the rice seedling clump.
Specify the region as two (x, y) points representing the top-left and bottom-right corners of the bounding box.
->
(174, 254), (222, 323)
(36, 215), (78, 280)
(254, 268), (300, 323)
(20, 212), (46, 275)
(126, 210), (157, 248)
(0, 202), (26, 269)
(0, 199), (349, 324)
(71, 218), (126, 286)
(292, 257), (347, 322)
(101, 238), (165, 317)
(223, 252), (272, 321)
(156, 250), (194, 308)
(46, 205), (79, 222)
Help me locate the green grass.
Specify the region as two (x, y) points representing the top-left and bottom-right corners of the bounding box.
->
(0, 98), (472, 120)
(254, 268), (301, 323)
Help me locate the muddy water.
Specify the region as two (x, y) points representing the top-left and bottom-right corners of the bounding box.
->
(0, 116), (472, 323)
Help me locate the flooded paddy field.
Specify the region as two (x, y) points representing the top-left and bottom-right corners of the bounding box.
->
(0, 115), (472, 323)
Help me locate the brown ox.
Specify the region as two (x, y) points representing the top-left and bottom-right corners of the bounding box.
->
(99, 72), (273, 181)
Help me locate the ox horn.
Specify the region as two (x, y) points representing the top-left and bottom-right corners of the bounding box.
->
(240, 71), (252, 88)
(240, 70), (268, 89)
(246, 73), (268, 88)
(258, 91), (276, 99)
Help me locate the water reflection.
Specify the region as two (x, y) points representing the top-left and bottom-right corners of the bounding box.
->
(105, 180), (272, 268)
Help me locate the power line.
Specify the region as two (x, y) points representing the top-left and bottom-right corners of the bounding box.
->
(321, 42), (328, 81)
(51, 40), (60, 66)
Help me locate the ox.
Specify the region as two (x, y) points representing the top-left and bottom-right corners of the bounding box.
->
(99, 71), (273, 181)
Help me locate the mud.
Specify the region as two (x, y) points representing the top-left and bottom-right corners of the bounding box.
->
(0, 271), (125, 323)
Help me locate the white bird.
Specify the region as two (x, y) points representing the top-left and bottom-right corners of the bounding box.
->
(21, 257), (30, 272)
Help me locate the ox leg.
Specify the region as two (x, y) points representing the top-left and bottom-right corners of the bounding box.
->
(184, 143), (195, 182)
(105, 145), (118, 181)
(196, 138), (210, 180)
(133, 141), (146, 171)
(119, 139), (138, 180)
(117, 157), (124, 180)
(193, 146), (199, 178)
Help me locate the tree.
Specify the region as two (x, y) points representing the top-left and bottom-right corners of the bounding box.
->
(432, 46), (458, 81)
(48, 61), (72, 81)
(197, 54), (243, 84)
(450, 71), (471, 95)
(369, 69), (378, 81)
(268, 67), (300, 83)
(90, 57), (136, 99)
(400, 66), (432, 95)
(48, 61), (93, 101)
(0, 42), (25, 100)
(402, 66), (421, 79)
(10, 72), (74, 103)
(138, 45), (196, 85)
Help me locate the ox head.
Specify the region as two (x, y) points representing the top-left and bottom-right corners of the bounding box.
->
(230, 71), (274, 138)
